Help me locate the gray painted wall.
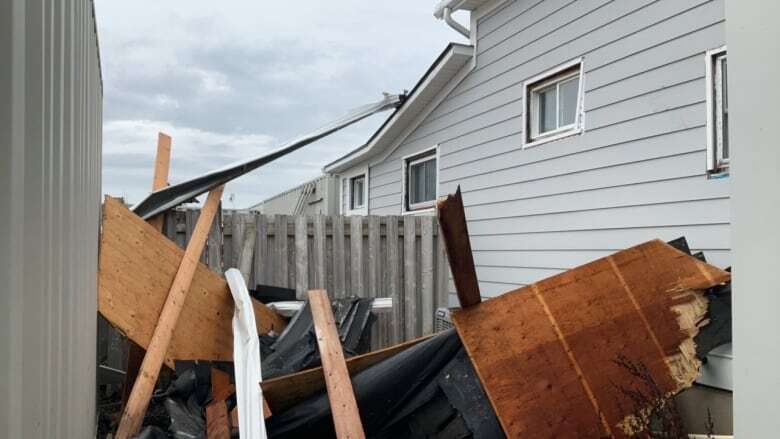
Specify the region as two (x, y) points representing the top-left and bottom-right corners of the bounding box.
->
(347, 0), (729, 302)
(727, 0), (780, 436)
(0, 0), (103, 437)
(252, 175), (340, 215)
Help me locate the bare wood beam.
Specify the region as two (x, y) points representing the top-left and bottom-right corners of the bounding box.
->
(115, 186), (225, 439)
(309, 289), (366, 439)
(122, 132), (172, 408)
(436, 186), (481, 308)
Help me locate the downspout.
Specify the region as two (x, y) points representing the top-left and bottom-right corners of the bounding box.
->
(434, 0), (471, 39)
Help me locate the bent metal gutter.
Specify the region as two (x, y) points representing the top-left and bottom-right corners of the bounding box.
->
(132, 93), (403, 220)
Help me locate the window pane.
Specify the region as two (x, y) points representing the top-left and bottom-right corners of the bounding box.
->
(538, 86), (557, 133)
(351, 176), (364, 209)
(720, 57), (729, 160)
(424, 159), (436, 201)
(558, 76), (579, 127)
(409, 162), (422, 205)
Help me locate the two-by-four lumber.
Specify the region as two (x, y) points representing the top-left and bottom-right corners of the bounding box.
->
(147, 132), (172, 231)
(436, 186), (481, 308)
(123, 132), (173, 408)
(116, 186), (226, 439)
(308, 289), (366, 439)
(98, 198), (286, 365)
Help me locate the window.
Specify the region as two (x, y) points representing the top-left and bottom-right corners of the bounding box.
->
(706, 47), (729, 174)
(403, 148), (437, 212)
(523, 60), (584, 147)
(350, 175), (365, 210)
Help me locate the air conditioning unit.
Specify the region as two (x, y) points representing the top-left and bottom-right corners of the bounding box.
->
(434, 307), (456, 332)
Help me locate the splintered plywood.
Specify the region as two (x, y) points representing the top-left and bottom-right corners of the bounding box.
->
(452, 240), (730, 438)
(98, 197), (286, 367)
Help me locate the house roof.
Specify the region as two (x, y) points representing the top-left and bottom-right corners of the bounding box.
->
(323, 43), (474, 174)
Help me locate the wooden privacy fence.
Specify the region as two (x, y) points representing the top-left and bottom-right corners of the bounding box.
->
(164, 209), (451, 348)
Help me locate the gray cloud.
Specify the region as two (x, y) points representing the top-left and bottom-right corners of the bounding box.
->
(95, 0), (465, 207)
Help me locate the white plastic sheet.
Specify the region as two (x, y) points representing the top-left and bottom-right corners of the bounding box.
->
(225, 268), (267, 439)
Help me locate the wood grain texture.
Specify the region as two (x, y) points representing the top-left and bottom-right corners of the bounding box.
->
(403, 216), (417, 339)
(308, 289), (366, 439)
(211, 368), (234, 402)
(436, 186), (481, 307)
(98, 197), (286, 367)
(452, 240), (730, 438)
(262, 333), (433, 413)
(146, 132), (171, 231)
(206, 400), (231, 439)
(117, 187), (226, 438)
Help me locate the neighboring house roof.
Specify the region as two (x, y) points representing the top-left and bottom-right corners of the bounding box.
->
(248, 174), (335, 210)
(323, 43), (474, 174)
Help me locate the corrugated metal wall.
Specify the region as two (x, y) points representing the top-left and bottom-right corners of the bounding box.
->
(0, 0), (103, 437)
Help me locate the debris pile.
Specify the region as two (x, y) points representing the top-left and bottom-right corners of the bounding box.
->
(96, 130), (731, 438)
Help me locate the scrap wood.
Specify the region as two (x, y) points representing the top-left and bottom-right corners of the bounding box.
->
(123, 132), (174, 408)
(211, 368), (235, 402)
(452, 239), (730, 438)
(262, 333), (433, 413)
(117, 187), (226, 438)
(436, 186), (481, 307)
(309, 289), (366, 439)
(98, 197), (286, 367)
(206, 400), (231, 439)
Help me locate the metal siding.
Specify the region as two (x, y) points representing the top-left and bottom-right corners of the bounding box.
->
(343, 0), (729, 299)
(0, 0), (102, 437)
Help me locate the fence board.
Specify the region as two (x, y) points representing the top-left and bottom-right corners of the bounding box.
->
(206, 208), (222, 272)
(333, 216), (345, 298)
(295, 215), (308, 299)
(420, 216), (434, 335)
(164, 210), (448, 350)
(314, 216), (326, 289)
(254, 215), (267, 286)
(350, 216), (363, 296)
(276, 215), (289, 289)
(403, 216), (418, 340)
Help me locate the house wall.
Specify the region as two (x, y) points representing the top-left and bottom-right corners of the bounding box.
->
(0, 1), (103, 437)
(356, 0), (728, 302)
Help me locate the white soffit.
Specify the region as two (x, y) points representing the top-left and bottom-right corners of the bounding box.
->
(324, 43), (474, 174)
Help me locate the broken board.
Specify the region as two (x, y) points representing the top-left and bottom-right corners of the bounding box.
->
(98, 197), (286, 367)
(452, 239), (729, 438)
(262, 333), (433, 413)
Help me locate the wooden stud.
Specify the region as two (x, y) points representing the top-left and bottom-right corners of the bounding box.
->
(123, 132), (172, 408)
(211, 368), (234, 402)
(115, 186), (225, 439)
(308, 289), (366, 439)
(436, 187), (481, 308)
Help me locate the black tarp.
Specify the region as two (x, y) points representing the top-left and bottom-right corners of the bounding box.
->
(266, 329), (504, 439)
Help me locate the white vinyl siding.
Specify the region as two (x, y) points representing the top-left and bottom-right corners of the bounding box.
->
(343, 0), (729, 303)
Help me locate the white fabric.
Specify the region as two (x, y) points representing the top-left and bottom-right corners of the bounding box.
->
(225, 268), (267, 439)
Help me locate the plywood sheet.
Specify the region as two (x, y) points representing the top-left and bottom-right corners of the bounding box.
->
(98, 197), (286, 367)
(452, 240), (729, 438)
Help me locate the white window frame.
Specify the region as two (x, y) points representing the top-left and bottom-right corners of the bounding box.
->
(401, 145), (439, 215)
(705, 46), (729, 175)
(341, 167), (368, 216)
(521, 58), (585, 149)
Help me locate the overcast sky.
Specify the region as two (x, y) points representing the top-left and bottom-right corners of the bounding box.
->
(95, 1), (465, 209)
